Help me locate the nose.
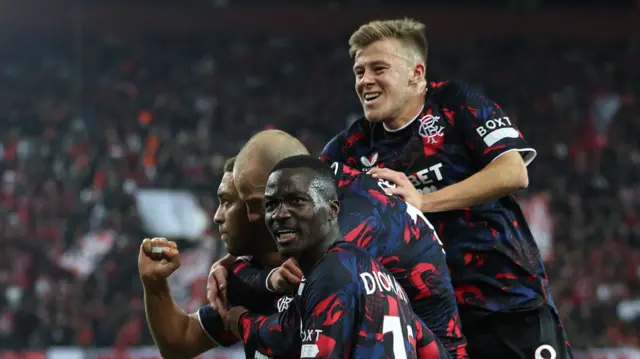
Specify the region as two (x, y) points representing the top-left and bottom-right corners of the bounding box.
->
(213, 206), (225, 225)
(273, 203), (292, 221)
(359, 70), (375, 87)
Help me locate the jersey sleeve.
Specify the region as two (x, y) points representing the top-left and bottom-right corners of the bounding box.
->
(239, 299), (301, 358)
(298, 252), (360, 359)
(226, 260), (280, 314)
(196, 259), (281, 348)
(196, 304), (239, 347)
(447, 82), (536, 168)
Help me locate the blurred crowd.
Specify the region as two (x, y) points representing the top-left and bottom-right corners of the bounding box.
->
(0, 32), (639, 350)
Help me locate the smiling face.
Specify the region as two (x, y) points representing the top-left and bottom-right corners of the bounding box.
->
(263, 168), (338, 258)
(353, 37), (425, 127)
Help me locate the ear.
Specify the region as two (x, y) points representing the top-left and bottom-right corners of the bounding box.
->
(329, 200), (340, 221)
(408, 62), (426, 87)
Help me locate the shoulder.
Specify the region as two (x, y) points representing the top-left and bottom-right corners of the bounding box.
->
(333, 162), (364, 189)
(321, 119), (368, 155)
(230, 256), (261, 273)
(427, 80), (488, 106)
(307, 244), (363, 286)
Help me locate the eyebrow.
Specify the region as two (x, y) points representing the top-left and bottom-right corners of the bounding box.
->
(217, 189), (234, 199)
(246, 195), (263, 203)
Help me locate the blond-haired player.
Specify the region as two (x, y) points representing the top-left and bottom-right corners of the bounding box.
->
(321, 18), (572, 359)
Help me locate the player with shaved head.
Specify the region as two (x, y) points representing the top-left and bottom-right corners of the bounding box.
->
(234, 130), (310, 223)
(226, 155), (450, 359)
(209, 130), (465, 358)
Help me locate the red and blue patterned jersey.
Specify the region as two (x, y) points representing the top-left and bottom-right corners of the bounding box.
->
(236, 163), (465, 359)
(331, 162), (465, 358)
(196, 257), (287, 358)
(321, 80), (552, 325)
(240, 242), (450, 359)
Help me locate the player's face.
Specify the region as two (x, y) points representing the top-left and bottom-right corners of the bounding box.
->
(234, 166), (268, 223)
(353, 38), (416, 124)
(264, 169), (337, 258)
(213, 172), (255, 256)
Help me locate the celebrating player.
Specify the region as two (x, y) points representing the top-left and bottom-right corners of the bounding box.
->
(139, 157), (288, 359)
(225, 155), (450, 359)
(320, 18), (572, 359)
(209, 130), (466, 358)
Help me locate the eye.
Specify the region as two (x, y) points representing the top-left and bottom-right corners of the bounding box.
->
(293, 197), (305, 204)
(264, 200), (277, 211)
(373, 66), (385, 73)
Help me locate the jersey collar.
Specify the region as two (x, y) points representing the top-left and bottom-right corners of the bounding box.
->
(382, 105), (425, 133)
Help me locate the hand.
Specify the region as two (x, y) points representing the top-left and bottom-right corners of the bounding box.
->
(367, 168), (425, 211)
(206, 254), (237, 311)
(138, 238), (181, 285)
(268, 258), (303, 294)
(223, 306), (249, 339)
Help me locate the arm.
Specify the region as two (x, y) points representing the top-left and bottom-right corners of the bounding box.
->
(143, 280), (217, 359)
(139, 238), (217, 359)
(227, 260), (282, 305)
(237, 297), (302, 358)
(297, 263), (359, 359)
(146, 264), (279, 358)
(190, 261), (291, 353)
(419, 151), (528, 212)
(371, 84), (533, 213)
(421, 84), (533, 212)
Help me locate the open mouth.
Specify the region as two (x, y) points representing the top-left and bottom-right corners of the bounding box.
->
(274, 228), (298, 245)
(363, 92), (382, 105)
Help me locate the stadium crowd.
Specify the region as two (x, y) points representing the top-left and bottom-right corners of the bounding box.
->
(0, 34), (639, 351)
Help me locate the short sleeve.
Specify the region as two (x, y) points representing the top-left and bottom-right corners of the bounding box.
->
(196, 304), (239, 347)
(450, 83), (536, 168)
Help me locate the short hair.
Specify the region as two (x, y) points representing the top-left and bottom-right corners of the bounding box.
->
(224, 156), (236, 172)
(348, 18), (428, 64)
(235, 130), (310, 176)
(269, 155), (338, 201)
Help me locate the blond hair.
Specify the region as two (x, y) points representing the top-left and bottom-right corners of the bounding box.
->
(348, 18), (428, 64)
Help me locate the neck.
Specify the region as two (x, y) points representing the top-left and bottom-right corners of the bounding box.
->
(255, 238), (283, 268)
(295, 227), (342, 275)
(383, 94), (425, 130)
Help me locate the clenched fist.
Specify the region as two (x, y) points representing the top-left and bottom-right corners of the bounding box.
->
(138, 237), (181, 285)
(268, 258), (303, 294)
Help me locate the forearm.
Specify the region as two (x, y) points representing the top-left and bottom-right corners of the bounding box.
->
(143, 280), (213, 359)
(239, 312), (299, 357)
(422, 155), (528, 212)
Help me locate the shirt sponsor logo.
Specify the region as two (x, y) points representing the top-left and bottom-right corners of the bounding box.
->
(476, 116), (519, 146)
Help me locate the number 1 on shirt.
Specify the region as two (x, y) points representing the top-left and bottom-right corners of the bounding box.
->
(383, 315), (414, 359)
